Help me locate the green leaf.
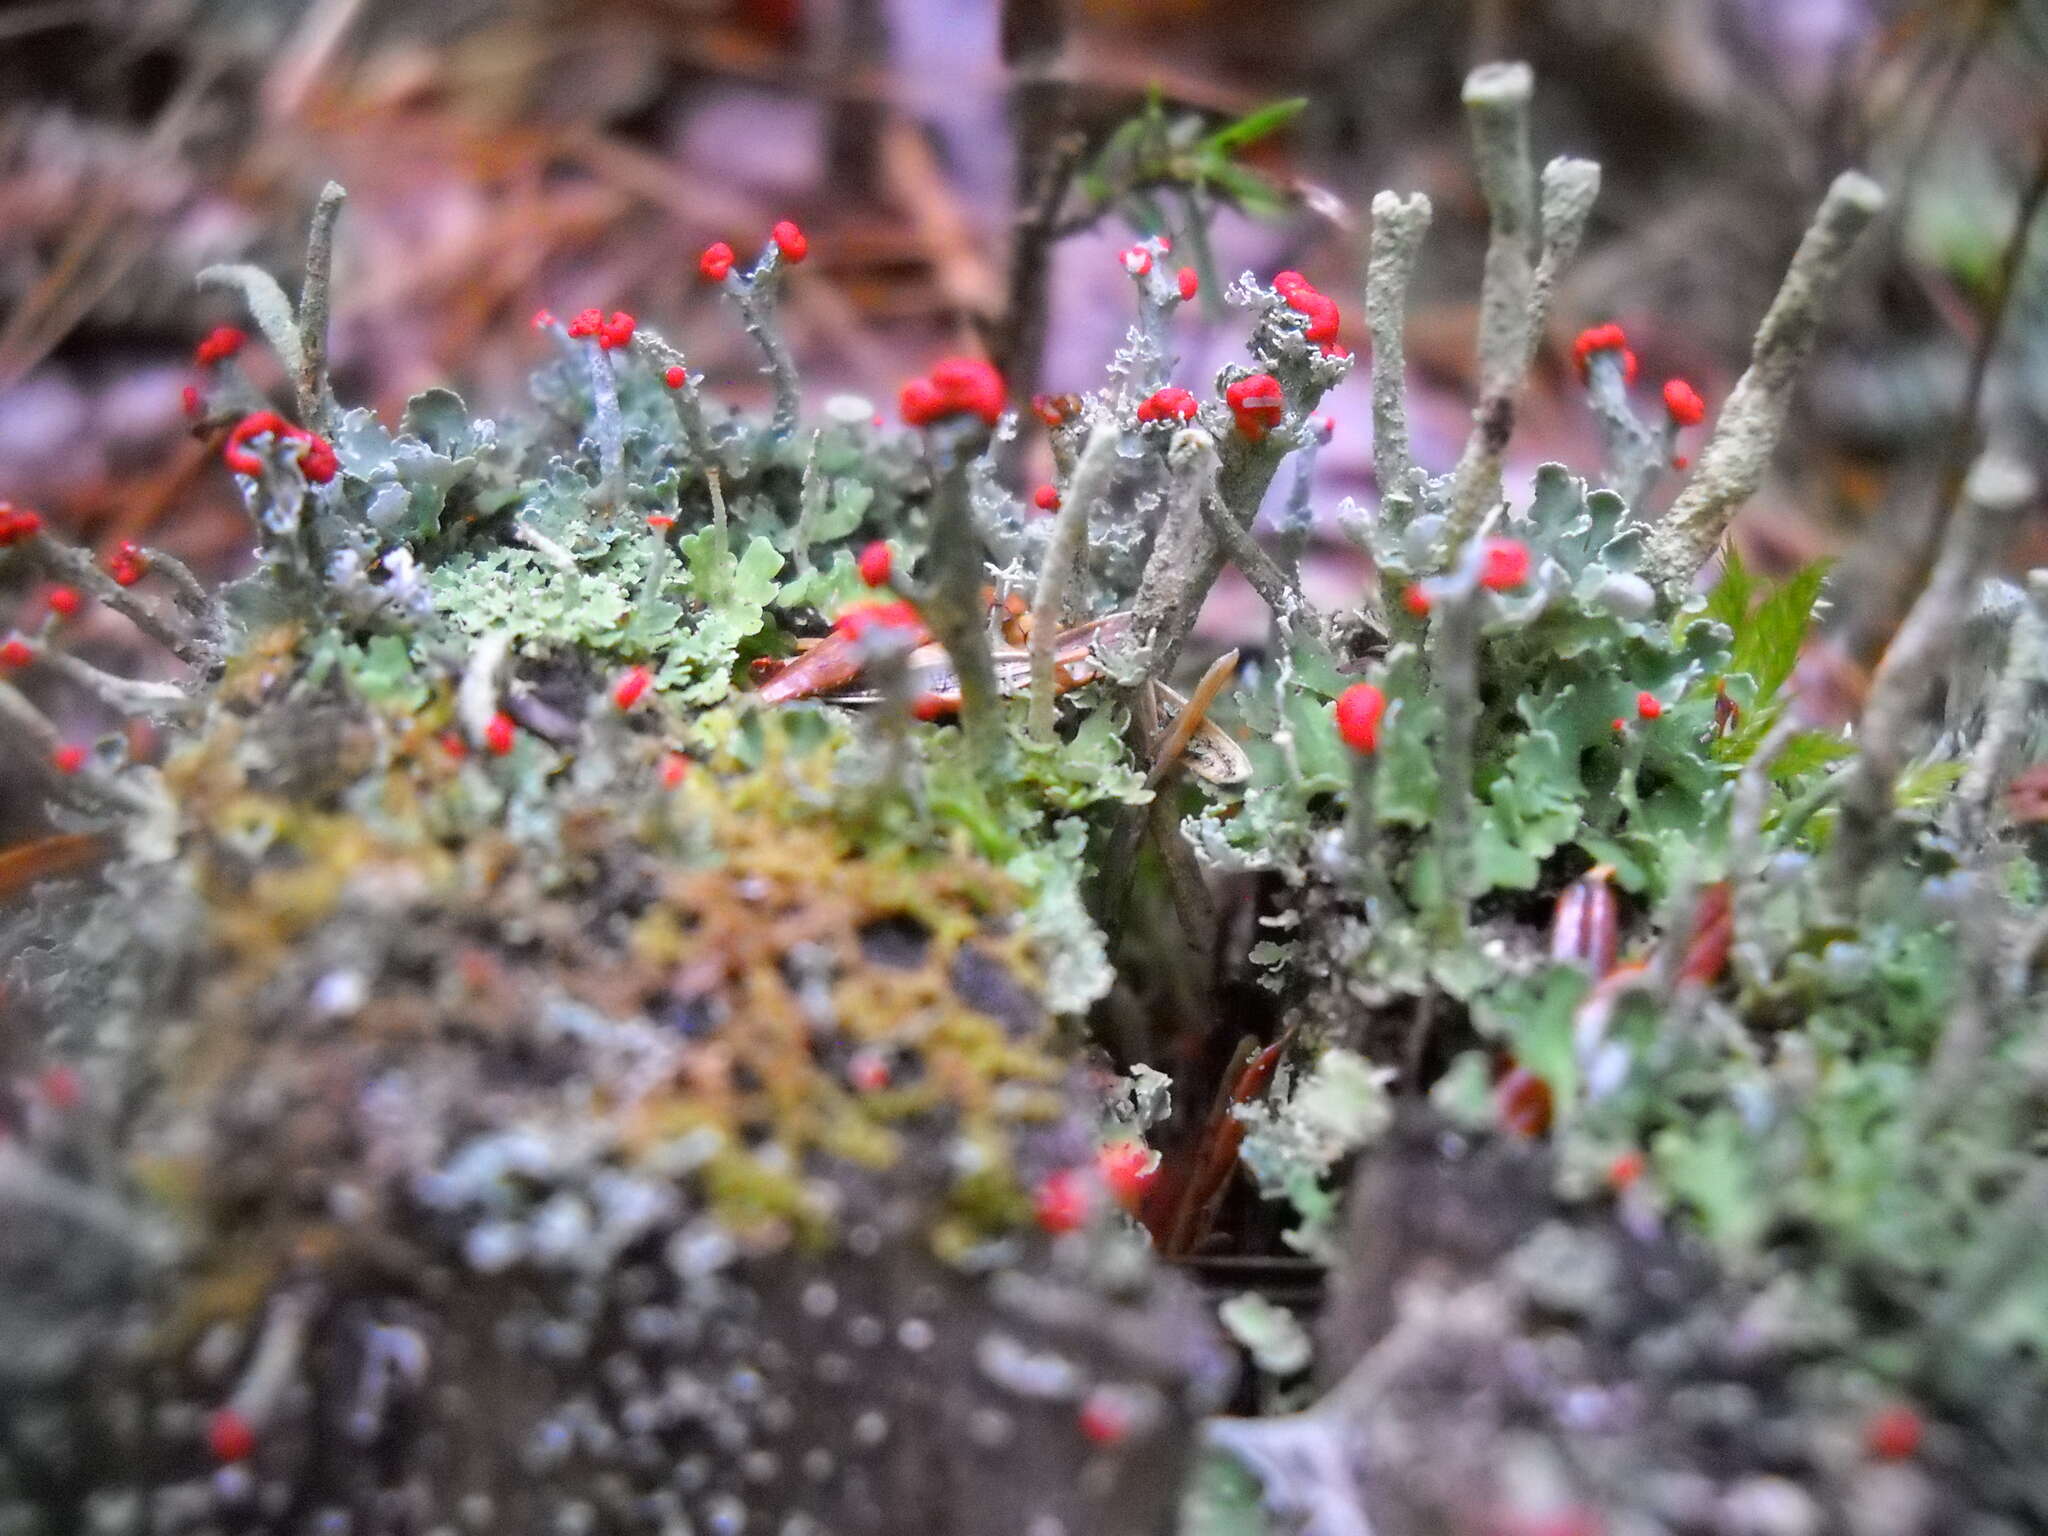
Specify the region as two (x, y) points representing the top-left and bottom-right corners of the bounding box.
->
(1896, 757), (1965, 810)
(1770, 728), (1856, 783)
(1086, 114), (1153, 192)
(1203, 162), (1290, 221)
(1729, 559), (1829, 705)
(1703, 543), (1754, 636)
(1199, 97), (1307, 155)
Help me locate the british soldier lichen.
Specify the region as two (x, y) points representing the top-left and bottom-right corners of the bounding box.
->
(5, 55), (2048, 1536)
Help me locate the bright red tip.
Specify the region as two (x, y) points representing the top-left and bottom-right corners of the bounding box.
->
(772, 220), (809, 264)
(1606, 1149), (1646, 1190)
(1033, 1168), (1091, 1234)
(1225, 373), (1285, 440)
(1478, 538), (1530, 591)
(206, 1408), (256, 1465)
(1662, 377), (1706, 426)
(1096, 1140), (1156, 1211)
(1334, 681), (1386, 755)
(223, 410), (336, 484)
(0, 506), (44, 547)
(901, 357), (1005, 428)
(856, 540), (893, 588)
(194, 326), (246, 367)
(106, 540), (148, 587)
(1134, 386), (1199, 425)
(613, 666), (654, 711)
(846, 1048), (891, 1093)
(38, 1064), (81, 1111)
(699, 242), (736, 282)
(1572, 323), (1638, 385)
(1864, 1404), (1924, 1462)
(1077, 1390), (1134, 1447)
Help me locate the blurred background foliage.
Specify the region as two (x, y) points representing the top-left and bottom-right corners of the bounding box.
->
(2, 0), (2046, 733)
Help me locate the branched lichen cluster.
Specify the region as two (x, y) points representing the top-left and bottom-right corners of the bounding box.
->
(4, 59), (2048, 1536)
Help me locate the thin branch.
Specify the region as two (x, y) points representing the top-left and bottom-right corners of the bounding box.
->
(726, 254), (803, 439)
(1729, 711), (1801, 991)
(633, 332), (716, 461)
(1830, 452), (2034, 904)
(1911, 861), (2007, 1142)
(1427, 539), (1489, 946)
(1447, 153), (1600, 541)
(920, 427), (1004, 770)
(1526, 157), (1600, 345)
(1584, 349), (1659, 505)
(136, 544), (211, 616)
(22, 531), (201, 664)
(1148, 783), (1218, 979)
(1128, 430), (1222, 683)
(1907, 130), (2048, 599)
(1128, 430), (1294, 681)
(1641, 170), (1885, 598)
(511, 521), (578, 573)
(0, 679), (157, 817)
(790, 430), (827, 576)
(997, 127), (1086, 400)
(1443, 61), (1536, 547)
(1193, 481), (1302, 627)
(1363, 191), (1433, 507)
(1027, 424), (1115, 741)
(583, 342), (625, 507)
(1958, 570), (2048, 842)
(33, 645), (193, 715)
(297, 181), (346, 432)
